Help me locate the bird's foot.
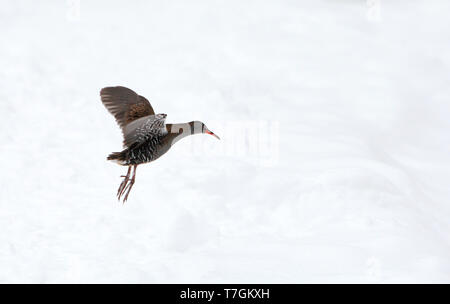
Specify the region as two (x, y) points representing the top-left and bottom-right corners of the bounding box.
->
(117, 177), (129, 198)
(116, 165), (136, 204)
(122, 179), (135, 203)
(118, 177), (135, 203)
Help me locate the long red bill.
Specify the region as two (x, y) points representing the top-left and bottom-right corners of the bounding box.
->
(206, 130), (220, 140)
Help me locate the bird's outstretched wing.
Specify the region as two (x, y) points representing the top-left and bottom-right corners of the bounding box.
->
(100, 86), (155, 130)
(123, 114), (167, 148)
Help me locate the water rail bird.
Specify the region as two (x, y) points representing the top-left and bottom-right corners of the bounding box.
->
(100, 86), (220, 202)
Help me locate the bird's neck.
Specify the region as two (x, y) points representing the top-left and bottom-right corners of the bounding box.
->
(166, 122), (201, 145)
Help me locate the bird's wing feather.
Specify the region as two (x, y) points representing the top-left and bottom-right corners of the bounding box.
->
(123, 114), (167, 148)
(100, 86), (155, 130)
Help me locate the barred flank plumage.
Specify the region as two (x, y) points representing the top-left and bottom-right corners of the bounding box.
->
(107, 135), (167, 166)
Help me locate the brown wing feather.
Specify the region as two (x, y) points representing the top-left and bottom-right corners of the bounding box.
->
(100, 86), (155, 130)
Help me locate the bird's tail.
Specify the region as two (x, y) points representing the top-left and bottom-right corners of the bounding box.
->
(107, 150), (127, 165)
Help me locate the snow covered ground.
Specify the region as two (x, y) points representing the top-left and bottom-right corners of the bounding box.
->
(1, 0), (450, 283)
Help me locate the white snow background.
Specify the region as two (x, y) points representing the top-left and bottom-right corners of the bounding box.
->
(0, 0), (450, 283)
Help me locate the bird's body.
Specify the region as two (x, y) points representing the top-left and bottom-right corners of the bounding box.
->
(107, 113), (170, 166)
(100, 86), (219, 202)
(107, 132), (167, 165)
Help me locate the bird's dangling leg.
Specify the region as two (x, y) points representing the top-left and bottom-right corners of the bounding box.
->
(117, 166), (132, 199)
(122, 165), (137, 203)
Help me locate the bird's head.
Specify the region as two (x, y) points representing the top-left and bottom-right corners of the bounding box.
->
(192, 120), (220, 140)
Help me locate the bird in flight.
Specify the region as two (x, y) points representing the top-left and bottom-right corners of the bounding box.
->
(100, 86), (220, 203)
